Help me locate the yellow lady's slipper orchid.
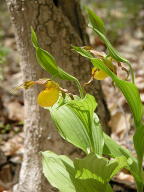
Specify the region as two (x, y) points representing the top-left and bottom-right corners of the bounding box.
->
(37, 81), (60, 107)
(92, 68), (107, 80)
(92, 58), (116, 80)
(12, 79), (60, 107)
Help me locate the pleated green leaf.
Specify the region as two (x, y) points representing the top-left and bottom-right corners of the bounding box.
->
(51, 104), (91, 153)
(74, 153), (127, 191)
(42, 151), (113, 192)
(66, 94), (96, 134)
(92, 113), (104, 155)
(42, 151), (75, 192)
(67, 95), (104, 155)
(50, 94), (104, 155)
(103, 134), (143, 185)
(74, 154), (127, 182)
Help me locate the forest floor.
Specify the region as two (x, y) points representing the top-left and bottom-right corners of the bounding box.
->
(0, 0), (144, 192)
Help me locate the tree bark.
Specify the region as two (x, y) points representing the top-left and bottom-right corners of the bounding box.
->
(6, 0), (110, 192)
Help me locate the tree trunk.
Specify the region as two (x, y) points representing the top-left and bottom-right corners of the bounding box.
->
(6, 0), (110, 192)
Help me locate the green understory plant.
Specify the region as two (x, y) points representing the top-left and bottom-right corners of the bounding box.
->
(19, 8), (144, 192)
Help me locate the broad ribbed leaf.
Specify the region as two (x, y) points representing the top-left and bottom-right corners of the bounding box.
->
(67, 94), (96, 133)
(103, 134), (143, 189)
(42, 151), (112, 192)
(74, 154), (127, 190)
(106, 185), (114, 192)
(67, 95), (104, 155)
(50, 94), (104, 154)
(42, 151), (75, 192)
(92, 113), (104, 155)
(103, 134), (135, 161)
(51, 104), (91, 153)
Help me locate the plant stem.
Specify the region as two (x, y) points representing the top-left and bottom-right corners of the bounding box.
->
(75, 79), (84, 98)
(126, 61), (135, 84)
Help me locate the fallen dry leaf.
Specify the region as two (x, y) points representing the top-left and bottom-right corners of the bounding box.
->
(109, 112), (131, 138)
(1, 133), (24, 156)
(4, 101), (24, 122)
(117, 172), (134, 183)
(0, 186), (5, 192)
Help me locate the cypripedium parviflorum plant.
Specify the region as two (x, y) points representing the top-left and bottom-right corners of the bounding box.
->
(13, 79), (60, 107)
(15, 8), (144, 192)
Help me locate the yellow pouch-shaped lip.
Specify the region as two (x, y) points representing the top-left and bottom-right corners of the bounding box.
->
(92, 58), (116, 80)
(37, 80), (60, 107)
(37, 87), (59, 107)
(92, 67), (108, 80)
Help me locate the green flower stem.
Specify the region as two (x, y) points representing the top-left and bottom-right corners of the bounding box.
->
(75, 79), (84, 98)
(126, 61), (135, 84)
